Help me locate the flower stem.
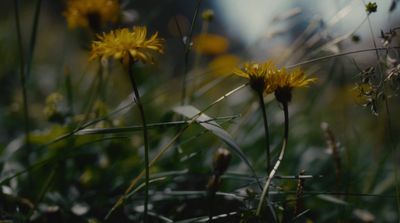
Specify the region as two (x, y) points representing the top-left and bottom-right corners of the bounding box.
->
(257, 91), (271, 172)
(180, 0), (202, 105)
(14, 0), (31, 165)
(126, 60), (150, 223)
(256, 102), (289, 216)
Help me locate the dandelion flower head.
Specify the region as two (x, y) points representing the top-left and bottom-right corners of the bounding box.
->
(64, 0), (120, 29)
(234, 61), (278, 94)
(272, 67), (317, 103)
(90, 26), (164, 64)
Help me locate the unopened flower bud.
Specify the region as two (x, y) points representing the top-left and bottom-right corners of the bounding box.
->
(213, 148), (231, 176)
(365, 2), (377, 13)
(202, 9), (214, 22)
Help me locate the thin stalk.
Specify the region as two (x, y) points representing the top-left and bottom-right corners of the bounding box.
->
(64, 69), (74, 115)
(384, 97), (400, 222)
(180, 0), (202, 105)
(126, 60), (150, 223)
(287, 47), (400, 69)
(208, 177), (218, 223)
(14, 0), (31, 164)
(257, 92), (271, 172)
(256, 102), (289, 216)
(26, 164), (57, 221)
(26, 0), (42, 78)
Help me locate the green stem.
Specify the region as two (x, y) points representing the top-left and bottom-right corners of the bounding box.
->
(384, 97), (400, 222)
(208, 176), (218, 223)
(26, 0), (42, 79)
(65, 70), (74, 116)
(180, 0), (202, 105)
(126, 60), (150, 223)
(256, 102), (289, 216)
(14, 0), (31, 164)
(257, 91), (271, 172)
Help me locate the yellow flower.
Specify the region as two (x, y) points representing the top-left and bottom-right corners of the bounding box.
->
(208, 54), (240, 76)
(193, 34), (229, 55)
(272, 68), (317, 103)
(64, 0), (120, 29)
(234, 61), (278, 94)
(90, 26), (164, 64)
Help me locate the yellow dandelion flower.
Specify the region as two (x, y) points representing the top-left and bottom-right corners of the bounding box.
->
(90, 26), (164, 64)
(64, 0), (120, 29)
(193, 34), (229, 55)
(234, 61), (278, 94)
(272, 68), (317, 103)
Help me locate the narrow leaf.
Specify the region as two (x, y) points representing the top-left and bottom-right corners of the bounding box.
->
(173, 105), (260, 188)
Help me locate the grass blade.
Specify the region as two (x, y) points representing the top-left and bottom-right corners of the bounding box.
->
(173, 105), (261, 189)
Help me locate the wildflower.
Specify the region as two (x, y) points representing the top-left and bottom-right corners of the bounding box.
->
(234, 61), (278, 94)
(90, 26), (164, 65)
(63, 0), (120, 30)
(365, 2), (377, 13)
(272, 68), (316, 104)
(193, 34), (228, 55)
(208, 54), (240, 76)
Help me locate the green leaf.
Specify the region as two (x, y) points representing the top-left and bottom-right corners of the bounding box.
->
(173, 105), (260, 188)
(317, 194), (348, 205)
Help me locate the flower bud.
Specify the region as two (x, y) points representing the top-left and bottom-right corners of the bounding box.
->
(202, 9), (214, 22)
(365, 2), (377, 13)
(213, 148), (231, 176)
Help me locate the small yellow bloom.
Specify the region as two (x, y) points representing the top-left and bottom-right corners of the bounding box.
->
(272, 68), (317, 103)
(273, 68), (316, 89)
(208, 54), (240, 76)
(90, 26), (164, 64)
(64, 0), (120, 29)
(234, 61), (278, 94)
(193, 34), (229, 55)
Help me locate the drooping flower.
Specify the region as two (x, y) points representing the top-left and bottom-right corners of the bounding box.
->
(234, 61), (278, 94)
(90, 26), (164, 64)
(63, 0), (120, 30)
(272, 68), (317, 103)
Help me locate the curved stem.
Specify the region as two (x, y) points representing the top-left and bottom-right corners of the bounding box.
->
(127, 61), (150, 223)
(256, 102), (289, 216)
(257, 92), (271, 172)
